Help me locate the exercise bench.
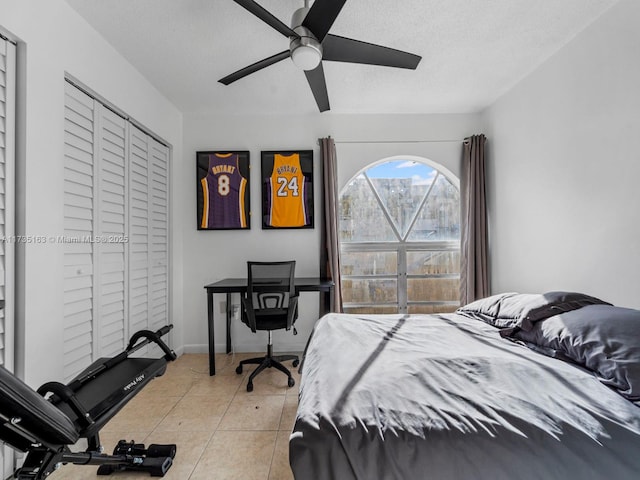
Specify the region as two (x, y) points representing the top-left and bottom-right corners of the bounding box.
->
(0, 325), (178, 478)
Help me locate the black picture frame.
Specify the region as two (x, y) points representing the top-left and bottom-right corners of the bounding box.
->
(261, 150), (314, 229)
(196, 150), (250, 230)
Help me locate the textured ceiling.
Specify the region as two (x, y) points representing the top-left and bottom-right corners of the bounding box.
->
(64, 0), (618, 115)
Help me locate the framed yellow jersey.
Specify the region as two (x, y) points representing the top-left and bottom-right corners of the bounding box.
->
(261, 150), (313, 229)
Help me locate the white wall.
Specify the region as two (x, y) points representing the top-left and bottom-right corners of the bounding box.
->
(482, 0), (640, 308)
(0, 0), (183, 386)
(180, 113), (480, 353)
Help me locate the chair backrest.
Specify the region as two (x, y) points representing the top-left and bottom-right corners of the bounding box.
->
(243, 261), (297, 332)
(247, 261), (296, 309)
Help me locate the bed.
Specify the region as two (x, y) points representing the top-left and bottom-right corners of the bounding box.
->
(289, 292), (640, 480)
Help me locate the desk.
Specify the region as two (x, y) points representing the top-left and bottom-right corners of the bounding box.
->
(204, 277), (334, 375)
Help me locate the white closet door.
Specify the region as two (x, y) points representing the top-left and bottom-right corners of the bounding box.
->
(149, 139), (169, 331)
(63, 81), (170, 375)
(0, 36), (16, 480)
(63, 83), (95, 380)
(95, 105), (128, 358)
(128, 125), (150, 336)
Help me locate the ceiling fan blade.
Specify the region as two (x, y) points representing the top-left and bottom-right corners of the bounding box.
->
(302, 0), (346, 43)
(219, 50), (291, 85)
(233, 0), (299, 39)
(304, 63), (330, 112)
(322, 34), (421, 69)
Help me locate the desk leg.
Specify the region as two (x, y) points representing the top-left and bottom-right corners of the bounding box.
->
(329, 285), (335, 313)
(207, 291), (216, 375)
(320, 286), (335, 316)
(226, 293), (232, 354)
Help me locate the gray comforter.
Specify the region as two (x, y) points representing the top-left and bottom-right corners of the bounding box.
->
(290, 313), (640, 480)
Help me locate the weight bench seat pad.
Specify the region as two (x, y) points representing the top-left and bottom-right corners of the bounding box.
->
(0, 366), (79, 446)
(56, 357), (168, 437)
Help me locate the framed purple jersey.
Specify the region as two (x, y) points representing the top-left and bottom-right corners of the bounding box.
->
(196, 151), (250, 230)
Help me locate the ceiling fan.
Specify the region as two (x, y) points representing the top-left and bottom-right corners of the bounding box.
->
(218, 0), (422, 112)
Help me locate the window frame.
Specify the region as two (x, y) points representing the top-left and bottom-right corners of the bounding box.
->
(339, 155), (460, 314)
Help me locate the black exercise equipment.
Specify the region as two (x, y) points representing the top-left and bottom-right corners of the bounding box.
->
(0, 325), (178, 479)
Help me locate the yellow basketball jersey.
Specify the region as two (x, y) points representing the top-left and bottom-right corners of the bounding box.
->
(268, 153), (307, 227)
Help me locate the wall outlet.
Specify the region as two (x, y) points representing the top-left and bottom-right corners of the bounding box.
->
(219, 301), (226, 314)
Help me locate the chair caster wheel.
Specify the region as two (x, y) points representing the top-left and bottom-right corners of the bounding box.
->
(292, 359), (299, 367)
(236, 365), (243, 374)
(247, 382), (254, 392)
(288, 377), (295, 388)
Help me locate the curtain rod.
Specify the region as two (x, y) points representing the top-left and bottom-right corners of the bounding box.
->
(327, 139), (463, 145)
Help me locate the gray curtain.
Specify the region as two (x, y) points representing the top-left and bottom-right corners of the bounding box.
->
(460, 134), (489, 305)
(319, 137), (343, 313)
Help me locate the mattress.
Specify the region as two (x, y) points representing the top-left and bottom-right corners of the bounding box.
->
(289, 313), (640, 480)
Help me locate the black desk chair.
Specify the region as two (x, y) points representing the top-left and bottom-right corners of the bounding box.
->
(236, 261), (300, 392)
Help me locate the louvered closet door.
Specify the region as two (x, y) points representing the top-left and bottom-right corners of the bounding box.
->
(64, 88), (129, 376)
(63, 83), (95, 380)
(0, 36), (16, 480)
(128, 125), (150, 339)
(63, 80), (170, 379)
(95, 106), (128, 358)
(149, 139), (169, 331)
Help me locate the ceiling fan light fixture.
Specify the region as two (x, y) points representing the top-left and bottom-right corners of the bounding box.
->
(221, 0), (421, 112)
(291, 43), (322, 70)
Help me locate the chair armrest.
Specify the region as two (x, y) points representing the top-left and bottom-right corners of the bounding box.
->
(287, 295), (299, 330)
(241, 295), (257, 333)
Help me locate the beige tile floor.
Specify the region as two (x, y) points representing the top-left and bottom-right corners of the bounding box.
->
(50, 353), (300, 480)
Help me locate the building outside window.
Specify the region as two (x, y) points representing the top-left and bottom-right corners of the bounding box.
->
(339, 157), (460, 314)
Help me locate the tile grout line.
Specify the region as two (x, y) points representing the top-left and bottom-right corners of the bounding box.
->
(183, 361), (247, 479)
(150, 356), (248, 480)
(139, 354), (295, 480)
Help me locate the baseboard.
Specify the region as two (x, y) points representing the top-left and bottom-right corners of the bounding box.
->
(182, 344), (209, 354)
(172, 345), (185, 358)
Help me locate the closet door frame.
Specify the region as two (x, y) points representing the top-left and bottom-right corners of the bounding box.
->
(0, 32), (16, 480)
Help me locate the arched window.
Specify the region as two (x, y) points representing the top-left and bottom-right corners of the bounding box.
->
(339, 156), (460, 314)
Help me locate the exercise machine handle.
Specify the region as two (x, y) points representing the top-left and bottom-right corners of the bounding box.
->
(126, 325), (177, 361)
(37, 382), (95, 429)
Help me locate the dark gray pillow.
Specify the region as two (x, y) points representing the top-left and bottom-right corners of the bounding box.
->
(456, 291), (610, 331)
(514, 304), (640, 400)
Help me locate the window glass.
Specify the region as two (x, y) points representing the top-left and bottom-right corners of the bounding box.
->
(341, 251), (397, 276)
(340, 174), (397, 242)
(339, 157), (460, 314)
(341, 278), (398, 305)
(407, 175), (460, 241)
(367, 161), (436, 238)
(407, 278), (460, 303)
(406, 251), (460, 275)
